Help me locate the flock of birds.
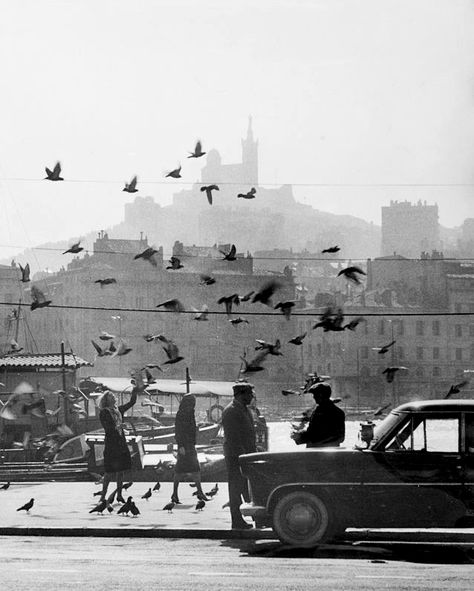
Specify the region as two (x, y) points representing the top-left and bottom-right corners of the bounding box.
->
(1, 479), (220, 517)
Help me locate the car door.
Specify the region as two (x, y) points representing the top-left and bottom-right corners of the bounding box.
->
(361, 413), (465, 527)
(461, 412), (474, 514)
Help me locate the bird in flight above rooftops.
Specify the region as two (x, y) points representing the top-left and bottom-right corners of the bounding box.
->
(193, 305), (209, 321)
(188, 140), (206, 158)
(166, 256), (184, 270)
(337, 265), (366, 284)
(44, 161), (63, 181)
(99, 331), (115, 341)
(123, 175), (138, 193)
(274, 300), (295, 320)
(218, 294), (240, 317)
(382, 366), (408, 383)
(30, 286), (52, 311)
(255, 339), (282, 356)
(165, 165), (182, 179)
(94, 278), (117, 287)
(445, 380), (469, 399)
(156, 299), (185, 313)
(372, 340), (396, 355)
(63, 241), (83, 255)
(289, 332), (307, 346)
(19, 263), (30, 282)
(134, 246), (158, 266)
(199, 273), (216, 286)
(252, 281), (281, 307)
(161, 338), (184, 365)
(200, 185), (219, 205)
(220, 244), (237, 261)
(313, 305), (345, 332)
(111, 340), (132, 357)
(237, 187), (256, 199)
(321, 245), (340, 254)
(91, 340), (109, 358)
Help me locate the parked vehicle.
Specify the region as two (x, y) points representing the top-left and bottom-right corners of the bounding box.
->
(240, 400), (474, 547)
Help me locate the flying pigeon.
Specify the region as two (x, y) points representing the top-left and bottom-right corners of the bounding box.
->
(17, 498), (35, 512)
(193, 305), (209, 321)
(372, 340), (396, 355)
(111, 340), (133, 357)
(220, 244), (237, 261)
(44, 162), (63, 181)
(240, 350), (269, 374)
(134, 247), (159, 266)
(161, 338), (184, 365)
(313, 306), (345, 332)
(99, 331), (115, 341)
(143, 333), (166, 342)
(188, 141), (206, 158)
(237, 187), (256, 199)
(199, 273), (216, 286)
(166, 256), (184, 270)
(165, 166), (182, 178)
(445, 380), (469, 399)
(337, 266), (366, 284)
(321, 246), (340, 254)
(229, 317), (249, 326)
(382, 366), (408, 383)
(63, 241), (83, 255)
(255, 339), (282, 356)
(344, 316), (365, 331)
(143, 369), (156, 385)
(200, 185), (219, 205)
(19, 263), (30, 282)
(289, 332), (307, 345)
(252, 281), (281, 307)
(94, 278), (117, 287)
(274, 300), (295, 320)
(217, 294), (240, 317)
(238, 291), (255, 302)
(123, 175), (138, 193)
(30, 286), (52, 311)
(156, 299), (185, 313)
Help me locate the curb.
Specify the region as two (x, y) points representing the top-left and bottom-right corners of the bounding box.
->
(0, 527), (277, 540)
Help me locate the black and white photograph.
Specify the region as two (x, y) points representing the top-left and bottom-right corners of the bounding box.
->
(0, 0), (473, 588)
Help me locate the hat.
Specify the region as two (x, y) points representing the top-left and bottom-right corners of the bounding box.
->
(233, 382), (254, 395)
(308, 382), (331, 398)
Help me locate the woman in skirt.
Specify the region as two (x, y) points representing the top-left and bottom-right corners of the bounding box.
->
(171, 394), (209, 504)
(98, 383), (140, 503)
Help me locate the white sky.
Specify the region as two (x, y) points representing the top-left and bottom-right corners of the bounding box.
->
(0, 0), (473, 260)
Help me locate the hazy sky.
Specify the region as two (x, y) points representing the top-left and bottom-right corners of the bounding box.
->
(0, 0), (473, 261)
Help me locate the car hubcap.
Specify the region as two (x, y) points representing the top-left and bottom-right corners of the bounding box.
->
(285, 502), (320, 536)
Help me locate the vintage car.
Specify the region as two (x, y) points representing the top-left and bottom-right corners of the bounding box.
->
(240, 400), (474, 547)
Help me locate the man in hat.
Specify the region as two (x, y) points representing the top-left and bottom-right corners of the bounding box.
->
(291, 382), (345, 448)
(222, 382), (257, 529)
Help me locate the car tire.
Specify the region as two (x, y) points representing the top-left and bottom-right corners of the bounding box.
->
(272, 490), (336, 547)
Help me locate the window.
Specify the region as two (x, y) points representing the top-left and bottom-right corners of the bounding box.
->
(455, 348), (463, 362)
(398, 346), (404, 359)
(455, 324), (462, 338)
(316, 343), (321, 356)
(433, 347), (439, 360)
(416, 320), (424, 336)
(432, 366), (440, 377)
(395, 320), (404, 336)
(378, 320), (385, 335)
(386, 417), (459, 453)
(432, 320), (440, 336)
(416, 367), (424, 378)
(360, 346), (368, 359)
(416, 347), (424, 360)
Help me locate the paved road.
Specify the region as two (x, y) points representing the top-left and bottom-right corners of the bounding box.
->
(1, 537), (473, 591)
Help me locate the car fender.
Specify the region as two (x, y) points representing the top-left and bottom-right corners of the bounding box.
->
(267, 483), (335, 515)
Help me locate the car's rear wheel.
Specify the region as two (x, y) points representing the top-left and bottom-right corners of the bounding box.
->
(272, 491), (336, 547)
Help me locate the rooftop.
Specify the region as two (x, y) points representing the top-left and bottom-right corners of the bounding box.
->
(0, 353), (93, 369)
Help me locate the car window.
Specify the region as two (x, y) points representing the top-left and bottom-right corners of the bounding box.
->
(386, 416), (459, 453)
(466, 413), (474, 454)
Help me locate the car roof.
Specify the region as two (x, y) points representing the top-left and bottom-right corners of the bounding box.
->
(395, 399), (474, 413)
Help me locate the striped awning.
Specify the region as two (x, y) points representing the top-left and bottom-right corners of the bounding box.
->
(0, 353), (93, 369)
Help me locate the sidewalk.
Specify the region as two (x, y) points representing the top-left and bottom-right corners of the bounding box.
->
(0, 481), (275, 540)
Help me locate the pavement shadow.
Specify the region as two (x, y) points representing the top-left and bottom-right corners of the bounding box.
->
(220, 539), (474, 564)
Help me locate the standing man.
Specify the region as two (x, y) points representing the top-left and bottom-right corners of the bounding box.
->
(291, 382), (345, 448)
(222, 382), (257, 530)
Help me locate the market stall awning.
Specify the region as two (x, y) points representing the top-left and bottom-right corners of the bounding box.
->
(0, 353), (93, 369)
